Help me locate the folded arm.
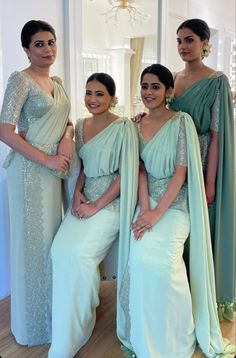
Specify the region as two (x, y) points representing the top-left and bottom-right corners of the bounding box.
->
(72, 172), (121, 219)
(132, 165), (187, 239)
(0, 123), (71, 171)
(58, 121), (74, 160)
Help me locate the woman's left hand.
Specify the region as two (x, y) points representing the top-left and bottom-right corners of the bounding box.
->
(58, 137), (73, 161)
(132, 209), (160, 240)
(75, 202), (99, 219)
(205, 181), (215, 207)
(18, 131), (27, 140)
(131, 112), (146, 123)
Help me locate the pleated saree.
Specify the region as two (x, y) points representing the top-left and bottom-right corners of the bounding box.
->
(48, 118), (138, 358)
(117, 112), (235, 358)
(0, 71), (70, 345)
(171, 72), (235, 319)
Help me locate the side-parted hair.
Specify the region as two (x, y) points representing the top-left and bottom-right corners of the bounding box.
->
(21, 20), (56, 48)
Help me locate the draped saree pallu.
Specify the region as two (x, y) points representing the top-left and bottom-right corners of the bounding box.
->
(117, 112), (236, 358)
(171, 72), (236, 320)
(48, 118), (139, 358)
(0, 71), (71, 345)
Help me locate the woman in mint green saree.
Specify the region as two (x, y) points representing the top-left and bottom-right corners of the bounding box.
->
(0, 21), (72, 346)
(48, 73), (138, 358)
(118, 64), (235, 358)
(171, 19), (235, 320)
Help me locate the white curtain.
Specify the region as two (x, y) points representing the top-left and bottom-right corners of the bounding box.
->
(0, 141), (10, 299)
(130, 37), (144, 116)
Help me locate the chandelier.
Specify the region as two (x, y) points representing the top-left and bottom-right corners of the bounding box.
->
(102, 0), (150, 26)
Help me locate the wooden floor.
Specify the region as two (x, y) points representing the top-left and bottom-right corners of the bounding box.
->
(0, 281), (235, 358)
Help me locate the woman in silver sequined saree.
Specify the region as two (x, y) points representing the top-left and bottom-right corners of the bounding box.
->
(0, 20), (73, 346)
(48, 73), (138, 358)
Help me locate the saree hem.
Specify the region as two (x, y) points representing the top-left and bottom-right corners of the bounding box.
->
(217, 300), (236, 322)
(121, 345), (136, 357)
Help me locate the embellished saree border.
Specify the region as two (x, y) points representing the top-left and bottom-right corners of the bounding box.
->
(22, 158), (52, 345)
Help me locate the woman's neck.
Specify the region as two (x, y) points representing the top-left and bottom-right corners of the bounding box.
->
(148, 107), (171, 121)
(27, 64), (51, 78)
(184, 59), (206, 76)
(92, 111), (116, 123)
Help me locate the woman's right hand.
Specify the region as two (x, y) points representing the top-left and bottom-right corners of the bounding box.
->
(71, 192), (87, 217)
(45, 155), (71, 172)
(131, 112), (147, 123)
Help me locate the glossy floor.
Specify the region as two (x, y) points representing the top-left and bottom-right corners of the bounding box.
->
(0, 281), (235, 358)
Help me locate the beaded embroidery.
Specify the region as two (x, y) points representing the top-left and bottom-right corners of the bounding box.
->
(84, 174), (120, 211)
(148, 174), (188, 212)
(0, 71), (54, 127)
(3, 141), (68, 179)
(211, 90), (220, 133)
(119, 263), (131, 341)
(176, 117), (187, 166)
(75, 118), (120, 211)
(22, 158), (52, 345)
(0, 70), (70, 345)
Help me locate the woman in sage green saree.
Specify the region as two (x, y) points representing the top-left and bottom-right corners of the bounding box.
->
(0, 21), (73, 346)
(48, 73), (138, 358)
(171, 18), (235, 320)
(118, 64), (235, 358)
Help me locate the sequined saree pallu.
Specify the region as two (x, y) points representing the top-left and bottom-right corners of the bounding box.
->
(118, 112), (235, 358)
(0, 71), (70, 345)
(171, 72), (236, 318)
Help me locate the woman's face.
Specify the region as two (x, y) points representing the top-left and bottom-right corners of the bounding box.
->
(176, 27), (207, 62)
(25, 31), (57, 67)
(140, 73), (166, 110)
(85, 80), (113, 115)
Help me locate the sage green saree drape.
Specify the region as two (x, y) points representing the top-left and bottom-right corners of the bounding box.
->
(0, 71), (70, 345)
(171, 72), (236, 320)
(118, 112), (235, 358)
(48, 118), (138, 358)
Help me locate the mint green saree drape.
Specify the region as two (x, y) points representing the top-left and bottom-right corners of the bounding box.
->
(48, 118), (138, 358)
(171, 72), (235, 320)
(118, 112), (235, 358)
(0, 71), (70, 345)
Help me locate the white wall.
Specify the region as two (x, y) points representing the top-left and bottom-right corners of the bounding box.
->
(0, 0), (66, 299)
(188, 0), (235, 30)
(166, 0), (235, 75)
(0, 10), (10, 299)
(0, 0), (65, 90)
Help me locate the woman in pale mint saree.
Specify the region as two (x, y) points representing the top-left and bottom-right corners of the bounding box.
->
(48, 73), (138, 358)
(118, 64), (235, 358)
(171, 19), (235, 320)
(0, 21), (73, 346)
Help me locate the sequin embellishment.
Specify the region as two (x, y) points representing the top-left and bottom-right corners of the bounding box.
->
(83, 174), (120, 211)
(22, 158), (52, 345)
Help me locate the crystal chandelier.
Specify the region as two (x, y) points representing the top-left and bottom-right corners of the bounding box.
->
(102, 0), (150, 26)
